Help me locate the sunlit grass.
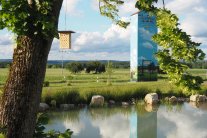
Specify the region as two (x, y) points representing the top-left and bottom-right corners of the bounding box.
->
(0, 68), (207, 104)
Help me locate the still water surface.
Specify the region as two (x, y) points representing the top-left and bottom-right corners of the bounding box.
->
(45, 102), (207, 138)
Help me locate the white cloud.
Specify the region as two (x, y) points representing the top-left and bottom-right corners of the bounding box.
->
(62, 0), (83, 16)
(166, 0), (201, 15)
(193, 7), (207, 13)
(49, 24), (130, 60)
(0, 34), (14, 59)
(163, 0), (207, 15)
(119, 0), (137, 16)
(103, 24), (130, 41)
(163, 0), (207, 58)
(180, 15), (207, 37)
(50, 24), (130, 60)
(91, 0), (99, 11)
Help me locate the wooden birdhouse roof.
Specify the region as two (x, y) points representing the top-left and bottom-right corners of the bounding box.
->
(58, 30), (75, 33)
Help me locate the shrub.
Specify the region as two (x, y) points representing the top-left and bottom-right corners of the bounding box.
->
(43, 81), (50, 87)
(65, 62), (83, 74)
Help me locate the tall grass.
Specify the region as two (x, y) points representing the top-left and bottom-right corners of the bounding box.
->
(0, 68), (207, 105)
(41, 80), (202, 105)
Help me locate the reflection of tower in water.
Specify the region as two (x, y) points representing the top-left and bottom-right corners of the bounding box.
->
(130, 105), (158, 138)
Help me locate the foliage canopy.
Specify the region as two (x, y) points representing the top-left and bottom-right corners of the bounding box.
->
(0, 0), (57, 38)
(136, 0), (205, 93)
(101, 0), (205, 93)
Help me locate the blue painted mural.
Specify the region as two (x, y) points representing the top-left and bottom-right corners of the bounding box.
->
(130, 11), (158, 81)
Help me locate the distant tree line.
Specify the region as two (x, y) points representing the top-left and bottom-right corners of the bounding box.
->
(45, 61), (130, 69)
(65, 61), (106, 74)
(189, 61), (207, 69)
(113, 61), (130, 69)
(0, 62), (10, 68)
(1, 60), (207, 69)
(47, 64), (62, 68)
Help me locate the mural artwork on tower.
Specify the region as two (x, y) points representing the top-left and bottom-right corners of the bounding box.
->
(130, 11), (158, 81)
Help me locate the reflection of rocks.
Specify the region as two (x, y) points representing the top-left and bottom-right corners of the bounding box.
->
(189, 102), (199, 108)
(89, 107), (131, 120)
(198, 95), (206, 102)
(177, 98), (185, 103)
(145, 104), (159, 112)
(144, 93), (158, 105)
(190, 95), (206, 102)
(197, 103), (207, 111)
(189, 102), (207, 110)
(90, 95), (104, 107)
(60, 104), (75, 110)
(165, 97), (187, 103)
(39, 103), (49, 112)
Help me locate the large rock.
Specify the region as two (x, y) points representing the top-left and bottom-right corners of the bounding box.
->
(198, 103), (207, 111)
(39, 103), (49, 112)
(109, 100), (116, 105)
(90, 95), (104, 107)
(190, 95), (199, 102)
(164, 97), (169, 102)
(190, 95), (206, 102)
(144, 93), (158, 105)
(198, 95), (206, 102)
(169, 96), (177, 103)
(60, 104), (75, 110)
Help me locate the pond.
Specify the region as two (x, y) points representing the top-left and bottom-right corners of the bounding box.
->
(45, 102), (207, 138)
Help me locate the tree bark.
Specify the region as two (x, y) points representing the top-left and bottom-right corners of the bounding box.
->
(0, 0), (63, 137)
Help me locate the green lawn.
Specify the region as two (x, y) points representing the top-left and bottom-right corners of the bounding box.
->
(0, 68), (207, 104)
(0, 68), (9, 85)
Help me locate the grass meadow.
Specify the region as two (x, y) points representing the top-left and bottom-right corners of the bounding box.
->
(0, 68), (207, 105)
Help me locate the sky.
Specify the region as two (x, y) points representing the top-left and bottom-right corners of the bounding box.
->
(0, 0), (207, 61)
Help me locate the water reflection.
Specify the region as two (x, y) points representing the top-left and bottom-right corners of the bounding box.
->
(158, 103), (207, 138)
(45, 103), (207, 138)
(130, 103), (158, 138)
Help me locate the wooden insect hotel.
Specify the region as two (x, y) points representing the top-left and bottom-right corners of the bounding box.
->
(59, 31), (75, 49)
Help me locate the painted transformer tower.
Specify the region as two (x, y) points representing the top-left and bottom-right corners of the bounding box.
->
(130, 11), (158, 81)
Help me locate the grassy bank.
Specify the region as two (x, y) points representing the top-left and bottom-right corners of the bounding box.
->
(41, 81), (207, 106)
(0, 68), (207, 105)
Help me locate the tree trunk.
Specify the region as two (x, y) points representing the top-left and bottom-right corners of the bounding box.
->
(0, 36), (52, 138)
(0, 0), (63, 137)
